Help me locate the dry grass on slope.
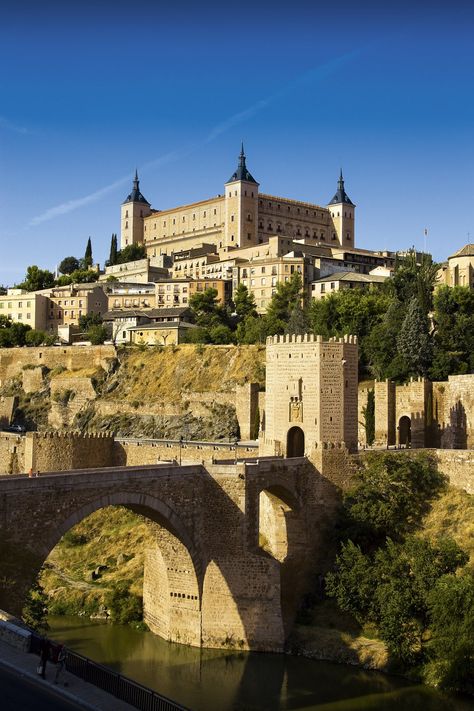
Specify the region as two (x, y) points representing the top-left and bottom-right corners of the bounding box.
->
(109, 344), (266, 403)
(420, 485), (474, 568)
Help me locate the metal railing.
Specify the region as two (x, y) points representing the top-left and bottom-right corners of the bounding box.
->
(31, 633), (189, 711)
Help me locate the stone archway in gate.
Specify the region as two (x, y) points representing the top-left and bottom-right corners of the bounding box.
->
(286, 426), (305, 457)
(398, 416), (411, 447)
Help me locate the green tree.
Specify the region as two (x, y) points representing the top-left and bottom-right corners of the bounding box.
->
(79, 312), (103, 331)
(116, 243), (146, 264)
(426, 571), (474, 692)
(17, 265), (55, 292)
(108, 233), (118, 266)
(235, 314), (269, 344)
(340, 451), (446, 547)
(265, 271), (303, 335)
(87, 324), (108, 344)
(84, 237), (93, 268)
(22, 579), (49, 633)
(326, 536), (468, 665)
(25, 329), (48, 346)
(233, 283), (257, 320)
(58, 256), (80, 275)
(391, 249), (439, 314)
(363, 389), (375, 446)
(285, 302), (309, 335)
(430, 286), (474, 379)
(397, 297), (433, 377)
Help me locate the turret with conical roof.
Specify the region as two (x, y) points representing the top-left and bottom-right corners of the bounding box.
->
(327, 171), (356, 248)
(123, 170), (150, 206)
(121, 170), (152, 249)
(226, 143), (258, 185)
(328, 170), (354, 206)
(224, 144), (259, 249)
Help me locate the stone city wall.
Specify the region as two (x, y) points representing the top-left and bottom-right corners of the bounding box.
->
(21, 366), (48, 394)
(0, 433), (24, 475)
(23, 431), (115, 473)
(48, 376), (98, 429)
(434, 449), (474, 494)
(0, 396), (16, 429)
(0, 345), (117, 385)
(114, 439), (258, 466)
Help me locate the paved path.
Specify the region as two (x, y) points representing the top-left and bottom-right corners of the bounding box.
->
(0, 639), (136, 711)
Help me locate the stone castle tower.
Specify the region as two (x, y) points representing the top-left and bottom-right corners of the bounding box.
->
(260, 333), (358, 457)
(327, 170), (355, 249)
(120, 170), (152, 249)
(224, 144), (259, 249)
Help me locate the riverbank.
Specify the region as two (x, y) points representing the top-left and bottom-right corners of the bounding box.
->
(47, 615), (471, 711)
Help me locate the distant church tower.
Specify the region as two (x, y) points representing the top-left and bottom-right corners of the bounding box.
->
(120, 171), (152, 250)
(327, 171), (355, 249)
(224, 144), (259, 249)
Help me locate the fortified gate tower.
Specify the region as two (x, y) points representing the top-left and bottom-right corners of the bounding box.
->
(260, 333), (358, 457)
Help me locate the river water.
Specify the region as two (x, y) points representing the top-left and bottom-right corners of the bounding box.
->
(48, 616), (472, 711)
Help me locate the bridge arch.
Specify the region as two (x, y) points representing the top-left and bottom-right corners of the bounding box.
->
(32, 492), (204, 646)
(257, 481), (307, 638)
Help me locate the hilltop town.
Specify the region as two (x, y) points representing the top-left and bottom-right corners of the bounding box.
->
(0, 147), (472, 350)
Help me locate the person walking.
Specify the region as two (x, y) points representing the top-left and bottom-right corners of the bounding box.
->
(54, 644), (67, 684)
(38, 638), (50, 679)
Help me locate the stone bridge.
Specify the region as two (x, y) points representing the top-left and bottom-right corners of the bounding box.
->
(0, 457), (342, 652)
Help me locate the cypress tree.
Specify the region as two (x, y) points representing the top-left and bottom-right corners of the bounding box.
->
(364, 389), (375, 446)
(84, 237), (93, 269)
(397, 297), (433, 377)
(109, 233), (118, 266)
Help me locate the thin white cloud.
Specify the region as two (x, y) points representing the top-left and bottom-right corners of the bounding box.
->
(29, 176), (129, 226)
(28, 48), (361, 227)
(0, 116), (30, 135)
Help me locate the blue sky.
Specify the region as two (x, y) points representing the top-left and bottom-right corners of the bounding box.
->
(1, 0), (474, 286)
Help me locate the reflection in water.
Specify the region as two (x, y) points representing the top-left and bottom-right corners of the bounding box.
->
(48, 617), (471, 711)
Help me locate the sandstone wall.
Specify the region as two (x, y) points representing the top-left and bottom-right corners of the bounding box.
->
(438, 375), (474, 449)
(0, 345), (116, 385)
(23, 432), (115, 473)
(114, 439), (258, 466)
(0, 433), (24, 475)
(357, 382), (374, 448)
(49, 376), (98, 428)
(0, 396), (16, 429)
(434, 449), (474, 494)
(22, 366), (47, 394)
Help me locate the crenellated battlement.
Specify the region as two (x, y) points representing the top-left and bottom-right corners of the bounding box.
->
(27, 430), (114, 441)
(266, 333), (358, 345)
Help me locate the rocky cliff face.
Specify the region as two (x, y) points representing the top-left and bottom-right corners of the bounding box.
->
(0, 344), (266, 442)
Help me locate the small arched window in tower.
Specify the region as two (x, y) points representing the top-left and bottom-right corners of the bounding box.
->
(346, 233), (350, 240)
(125, 210), (128, 218)
(268, 222), (272, 231)
(247, 213), (252, 222)
(125, 221), (128, 228)
(140, 210), (143, 217)
(332, 233), (336, 240)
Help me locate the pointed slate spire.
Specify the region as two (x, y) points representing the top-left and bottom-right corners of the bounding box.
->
(227, 143), (258, 184)
(123, 170), (150, 205)
(328, 170), (354, 206)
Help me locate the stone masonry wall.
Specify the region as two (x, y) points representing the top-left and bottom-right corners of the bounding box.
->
(0, 433), (24, 475)
(0, 345), (117, 386)
(23, 431), (115, 473)
(434, 449), (474, 494)
(49, 376), (98, 429)
(0, 396), (16, 429)
(114, 440), (258, 466)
